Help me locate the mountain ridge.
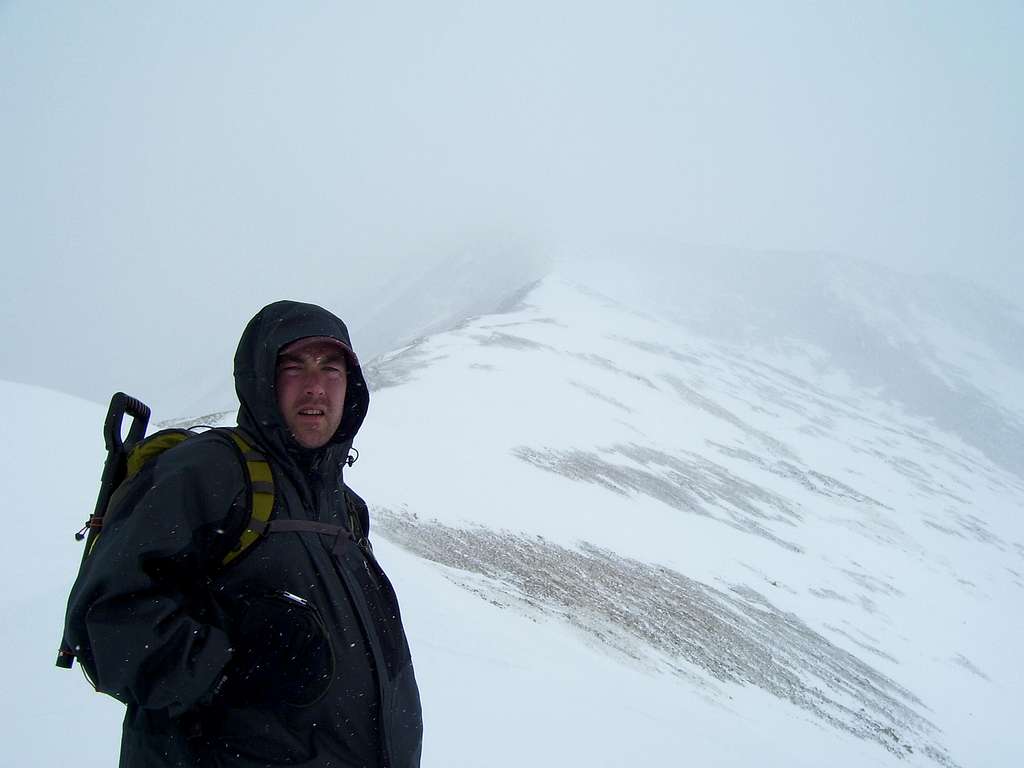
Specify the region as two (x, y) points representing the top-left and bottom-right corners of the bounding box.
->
(7, 256), (1022, 766)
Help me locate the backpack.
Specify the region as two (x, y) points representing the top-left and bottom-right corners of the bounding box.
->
(56, 393), (363, 669)
(86, 425), (278, 566)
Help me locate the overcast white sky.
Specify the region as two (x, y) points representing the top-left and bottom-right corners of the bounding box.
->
(2, 1), (1021, 408)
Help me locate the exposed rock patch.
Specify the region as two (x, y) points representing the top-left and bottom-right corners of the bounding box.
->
(375, 509), (958, 767)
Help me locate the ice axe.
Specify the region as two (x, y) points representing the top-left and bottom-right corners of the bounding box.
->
(55, 392), (151, 669)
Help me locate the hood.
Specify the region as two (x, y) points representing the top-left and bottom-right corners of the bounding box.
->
(233, 300), (370, 473)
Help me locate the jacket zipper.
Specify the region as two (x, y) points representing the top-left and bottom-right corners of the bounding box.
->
(329, 540), (396, 768)
(305, 482), (397, 768)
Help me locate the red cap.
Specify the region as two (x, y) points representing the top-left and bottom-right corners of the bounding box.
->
(278, 335), (359, 368)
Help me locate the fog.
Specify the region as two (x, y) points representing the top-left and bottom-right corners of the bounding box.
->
(1, 1), (1021, 414)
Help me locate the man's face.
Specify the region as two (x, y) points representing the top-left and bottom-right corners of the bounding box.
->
(275, 338), (349, 449)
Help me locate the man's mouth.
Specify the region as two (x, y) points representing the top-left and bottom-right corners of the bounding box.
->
(298, 409), (325, 416)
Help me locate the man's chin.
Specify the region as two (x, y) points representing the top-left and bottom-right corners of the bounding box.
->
(290, 428), (331, 450)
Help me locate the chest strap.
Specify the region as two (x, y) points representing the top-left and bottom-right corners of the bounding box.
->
(264, 519), (356, 555)
(218, 428), (366, 563)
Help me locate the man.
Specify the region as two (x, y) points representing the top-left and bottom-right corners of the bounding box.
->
(64, 300), (422, 767)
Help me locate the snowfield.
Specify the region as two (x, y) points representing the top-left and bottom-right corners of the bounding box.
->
(5, 269), (1023, 766)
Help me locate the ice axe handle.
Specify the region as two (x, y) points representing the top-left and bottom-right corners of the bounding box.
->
(105, 392), (151, 453)
(57, 392), (152, 669)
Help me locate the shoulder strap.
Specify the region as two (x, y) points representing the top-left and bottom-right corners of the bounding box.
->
(217, 428), (276, 567)
(213, 428), (365, 562)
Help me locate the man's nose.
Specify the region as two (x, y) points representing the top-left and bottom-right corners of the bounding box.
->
(302, 370), (327, 395)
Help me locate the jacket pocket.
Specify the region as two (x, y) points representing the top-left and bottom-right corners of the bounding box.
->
(222, 589), (336, 709)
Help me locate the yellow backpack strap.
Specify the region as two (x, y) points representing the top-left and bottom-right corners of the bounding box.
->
(220, 429), (275, 567)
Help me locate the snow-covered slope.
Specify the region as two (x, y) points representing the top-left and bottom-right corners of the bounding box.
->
(7, 262), (1023, 766)
(355, 274), (1023, 767)
(165, 249), (547, 419)
(0, 382), (123, 763)
(571, 251), (1024, 478)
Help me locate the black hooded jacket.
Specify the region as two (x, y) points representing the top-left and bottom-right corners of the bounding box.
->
(64, 301), (422, 768)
